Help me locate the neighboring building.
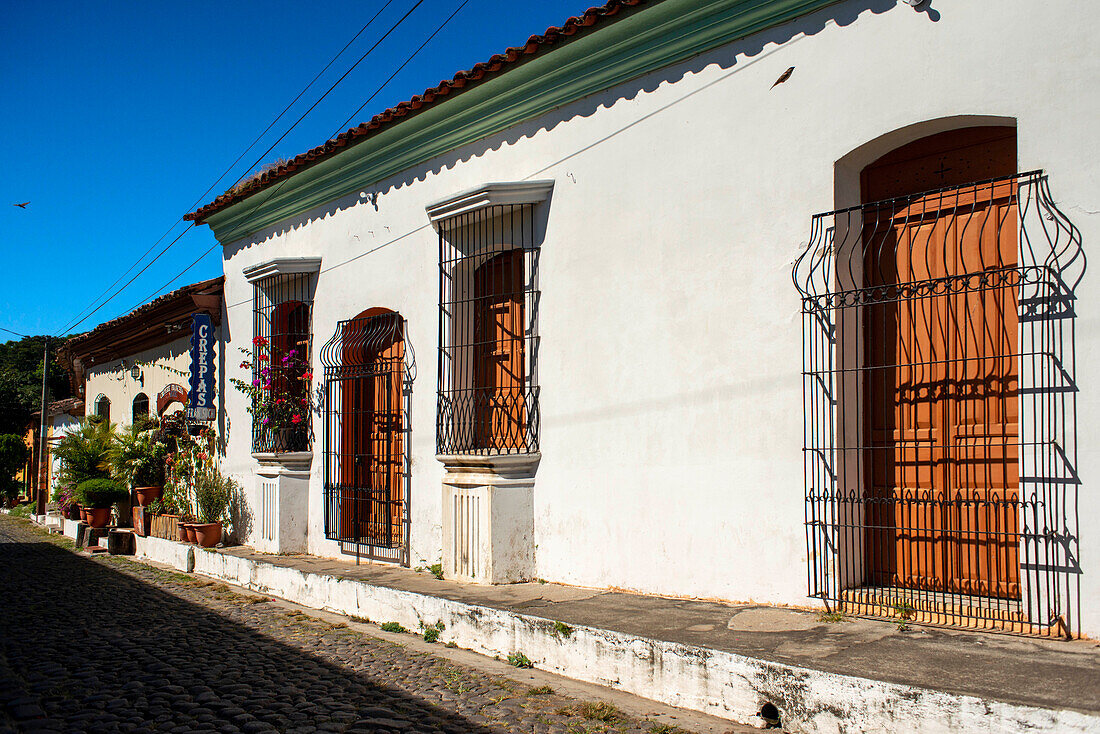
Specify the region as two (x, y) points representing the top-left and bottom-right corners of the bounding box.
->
(185, 0), (1099, 639)
(56, 277), (224, 432)
(35, 398), (85, 496)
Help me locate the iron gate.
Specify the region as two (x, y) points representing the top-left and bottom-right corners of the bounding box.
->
(792, 171), (1083, 636)
(320, 311), (414, 565)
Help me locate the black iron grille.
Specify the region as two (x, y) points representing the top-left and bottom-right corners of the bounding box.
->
(320, 311), (413, 565)
(251, 272), (313, 453)
(437, 204), (540, 455)
(793, 171), (1083, 637)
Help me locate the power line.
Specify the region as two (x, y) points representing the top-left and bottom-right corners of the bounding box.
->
(127, 0), (464, 309)
(54, 0), (405, 337)
(0, 327), (33, 339)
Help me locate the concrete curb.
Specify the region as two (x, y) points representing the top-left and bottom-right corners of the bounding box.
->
(130, 540), (1098, 734)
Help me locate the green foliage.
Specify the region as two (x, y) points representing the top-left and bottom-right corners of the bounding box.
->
(54, 419), (116, 486)
(380, 622), (409, 634)
(893, 599), (916, 631)
(429, 563), (443, 580)
(192, 467), (237, 524)
(527, 685), (554, 695)
(507, 651), (534, 669)
(0, 434), (30, 491)
(110, 423), (167, 488)
(0, 336), (72, 435)
(51, 483), (77, 512)
(422, 627), (440, 643)
(10, 502), (33, 518)
(817, 611), (845, 623)
(572, 702), (623, 723)
(552, 620), (573, 638)
(75, 477), (128, 509)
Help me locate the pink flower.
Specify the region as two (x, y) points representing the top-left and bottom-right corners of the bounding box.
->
(262, 417), (270, 425)
(252, 378), (261, 387)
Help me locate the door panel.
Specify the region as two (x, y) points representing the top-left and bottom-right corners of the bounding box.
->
(864, 183), (1020, 598)
(474, 251), (526, 451)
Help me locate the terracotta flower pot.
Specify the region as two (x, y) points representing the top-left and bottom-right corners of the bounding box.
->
(192, 522), (222, 548)
(80, 508), (90, 524)
(180, 523), (196, 544)
(65, 505), (82, 521)
(87, 508), (112, 528)
(133, 486), (163, 507)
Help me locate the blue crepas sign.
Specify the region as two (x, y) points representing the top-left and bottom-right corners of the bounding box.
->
(187, 313), (217, 422)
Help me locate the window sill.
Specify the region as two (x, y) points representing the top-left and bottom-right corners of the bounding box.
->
(252, 451), (313, 473)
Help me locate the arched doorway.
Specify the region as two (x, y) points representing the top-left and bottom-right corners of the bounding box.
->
(94, 394), (110, 421)
(132, 393), (149, 424)
(320, 308), (410, 564)
(860, 126), (1019, 600)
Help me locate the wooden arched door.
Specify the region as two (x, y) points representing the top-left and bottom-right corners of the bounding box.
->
(862, 127), (1020, 599)
(339, 309), (405, 548)
(474, 251), (526, 451)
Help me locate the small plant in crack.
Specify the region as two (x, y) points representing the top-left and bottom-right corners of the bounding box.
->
(893, 599), (916, 631)
(552, 620), (573, 638)
(380, 621), (409, 634)
(507, 651), (534, 668)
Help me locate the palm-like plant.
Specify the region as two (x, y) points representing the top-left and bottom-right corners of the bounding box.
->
(53, 419), (117, 486)
(109, 422), (166, 488)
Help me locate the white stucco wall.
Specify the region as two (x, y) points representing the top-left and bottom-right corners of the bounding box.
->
(84, 334), (211, 428)
(216, 0), (1100, 635)
(47, 412), (81, 493)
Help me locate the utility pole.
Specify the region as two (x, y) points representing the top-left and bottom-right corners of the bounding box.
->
(36, 337), (49, 515)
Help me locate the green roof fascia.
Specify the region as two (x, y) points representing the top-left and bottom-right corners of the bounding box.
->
(204, 0), (842, 244)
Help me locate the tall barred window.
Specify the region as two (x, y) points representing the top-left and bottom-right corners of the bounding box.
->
(437, 204), (540, 455)
(251, 272), (314, 453)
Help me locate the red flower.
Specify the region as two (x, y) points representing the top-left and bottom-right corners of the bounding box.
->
(275, 398), (284, 405)
(257, 354), (269, 362)
(252, 336), (268, 346)
(239, 361), (249, 369)
(291, 414), (302, 424)
(300, 371), (313, 381)
(198, 452), (208, 461)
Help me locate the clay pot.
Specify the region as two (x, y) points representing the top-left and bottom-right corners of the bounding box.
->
(133, 486), (163, 507)
(80, 508), (90, 524)
(192, 522), (222, 548)
(87, 508), (113, 528)
(65, 504), (82, 521)
(181, 523), (197, 544)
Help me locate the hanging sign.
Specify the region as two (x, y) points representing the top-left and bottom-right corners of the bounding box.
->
(187, 313), (216, 422)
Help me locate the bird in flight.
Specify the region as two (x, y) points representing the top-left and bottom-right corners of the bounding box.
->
(771, 67), (794, 88)
(13, 202), (29, 209)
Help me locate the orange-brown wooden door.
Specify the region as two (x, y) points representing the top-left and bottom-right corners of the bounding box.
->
(474, 251), (526, 451)
(864, 182), (1020, 598)
(339, 314), (404, 546)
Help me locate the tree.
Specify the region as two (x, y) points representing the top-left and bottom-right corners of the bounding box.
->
(0, 433), (30, 499)
(0, 336), (73, 435)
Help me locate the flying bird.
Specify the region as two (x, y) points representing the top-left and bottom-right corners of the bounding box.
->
(13, 202), (29, 209)
(771, 67), (794, 88)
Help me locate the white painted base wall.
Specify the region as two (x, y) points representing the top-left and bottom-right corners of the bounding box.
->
(127, 540), (1097, 734)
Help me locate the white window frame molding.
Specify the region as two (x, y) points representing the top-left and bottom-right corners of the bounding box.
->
(243, 257), (322, 283)
(425, 181), (554, 230)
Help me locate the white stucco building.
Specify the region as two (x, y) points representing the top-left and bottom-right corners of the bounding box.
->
(186, 0), (1100, 639)
(58, 277), (224, 432)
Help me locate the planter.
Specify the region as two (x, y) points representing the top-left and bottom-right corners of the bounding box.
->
(86, 508), (112, 528)
(192, 522), (222, 548)
(133, 486), (163, 507)
(180, 523), (197, 544)
(150, 514), (180, 542)
(131, 506), (150, 537)
(80, 508), (90, 524)
(64, 504), (82, 521)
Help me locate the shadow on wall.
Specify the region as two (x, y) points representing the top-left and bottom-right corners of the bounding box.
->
(0, 531), (503, 732)
(222, 0), (917, 265)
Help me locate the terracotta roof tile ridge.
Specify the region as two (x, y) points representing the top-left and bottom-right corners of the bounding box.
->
(186, 0), (648, 224)
(64, 275), (224, 348)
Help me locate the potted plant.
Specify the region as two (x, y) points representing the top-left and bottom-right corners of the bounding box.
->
(74, 478), (128, 528)
(230, 336), (312, 453)
(54, 419), (117, 526)
(110, 423), (168, 507)
(191, 467), (236, 548)
(52, 483), (81, 520)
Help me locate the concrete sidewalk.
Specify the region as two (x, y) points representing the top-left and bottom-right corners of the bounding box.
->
(123, 532), (1097, 733)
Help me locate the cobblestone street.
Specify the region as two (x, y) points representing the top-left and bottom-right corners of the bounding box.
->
(0, 516), (730, 734)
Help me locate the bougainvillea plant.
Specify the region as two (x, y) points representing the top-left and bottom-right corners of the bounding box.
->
(165, 426), (215, 522)
(229, 336), (313, 436)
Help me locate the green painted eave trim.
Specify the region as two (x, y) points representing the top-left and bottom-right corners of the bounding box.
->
(206, 0), (843, 244)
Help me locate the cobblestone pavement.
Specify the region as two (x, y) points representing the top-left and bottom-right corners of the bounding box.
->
(0, 517), (728, 734)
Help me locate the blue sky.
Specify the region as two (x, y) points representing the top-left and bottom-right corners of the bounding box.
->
(1, 0), (590, 339)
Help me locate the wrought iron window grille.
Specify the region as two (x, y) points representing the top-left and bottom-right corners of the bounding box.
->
(320, 311), (415, 565)
(437, 204), (541, 456)
(251, 272), (315, 453)
(793, 171), (1084, 637)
